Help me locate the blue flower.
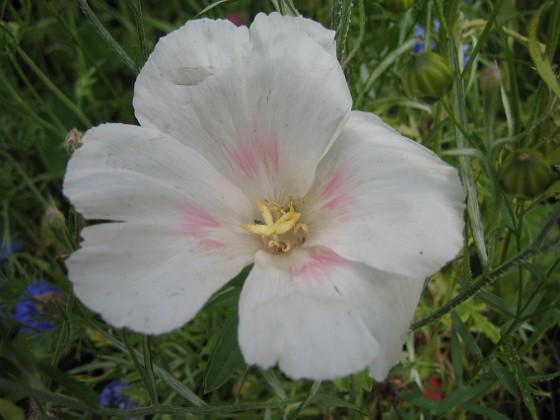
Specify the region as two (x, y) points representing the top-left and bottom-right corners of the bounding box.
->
(412, 22), (439, 54)
(412, 20), (471, 67)
(13, 279), (61, 333)
(99, 381), (138, 415)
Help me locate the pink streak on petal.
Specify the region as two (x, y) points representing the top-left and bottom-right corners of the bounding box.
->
(290, 249), (345, 285)
(320, 167), (354, 210)
(181, 206), (224, 251)
(225, 128), (280, 178)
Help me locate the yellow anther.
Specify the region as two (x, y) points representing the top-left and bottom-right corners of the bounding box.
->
(256, 199), (274, 226)
(242, 195), (308, 254)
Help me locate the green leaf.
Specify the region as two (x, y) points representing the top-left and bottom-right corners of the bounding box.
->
(502, 338), (538, 419)
(451, 316), (464, 387)
(354, 369), (373, 392)
(332, 376), (350, 392)
(397, 383), (442, 410)
(489, 359), (518, 398)
(528, 2), (560, 101)
(203, 314), (244, 393)
(519, 288), (545, 320)
(461, 402), (511, 420)
(437, 381), (491, 413)
(0, 398), (25, 420)
(38, 362), (98, 408)
(452, 310), (483, 358)
(477, 291), (514, 318)
(499, 199), (516, 233)
(311, 394), (369, 416)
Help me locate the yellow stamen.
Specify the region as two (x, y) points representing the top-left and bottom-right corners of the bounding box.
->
(242, 195), (308, 254)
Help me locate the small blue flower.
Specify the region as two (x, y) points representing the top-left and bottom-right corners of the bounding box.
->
(99, 381), (138, 415)
(412, 24), (437, 54)
(412, 20), (471, 67)
(13, 279), (61, 333)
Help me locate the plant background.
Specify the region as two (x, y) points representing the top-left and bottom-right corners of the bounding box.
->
(1, 0), (559, 418)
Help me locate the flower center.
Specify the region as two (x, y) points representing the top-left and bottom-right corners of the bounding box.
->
(242, 195), (308, 254)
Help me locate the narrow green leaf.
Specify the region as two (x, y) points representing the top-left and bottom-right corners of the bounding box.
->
(127, 0), (149, 65)
(519, 288), (545, 320)
(311, 394), (369, 416)
(489, 360), (518, 398)
(342, 0), (364, 67)
(203, 314), (244, 393)
(434, 0), (488, 265)
(477, 291), (514, 318)
(289, 380), (321, 419)
(142, 335), (159, 405)
(397, 384), (442, 410)
(451, 316), (464, 387)
(461, 402), (511, 420)
(196, 0), (240, 18)
(96, 328), (205, 406)
(76, 0), (138, 74)
(499, 195), (516, 233)
(412, 205), (560, 330)
(452, 311), (482, 358)
(437, 381), (491, 413)
(528, 2), (560, 100)
(502, 338), (538, 419)
(259, 369), (287, 400)
(204, 286), (242, 312)
(38, 362), (98, 408)
(333, 0), (353, 63)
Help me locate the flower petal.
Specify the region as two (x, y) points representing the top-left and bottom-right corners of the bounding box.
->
(303, 111), (465, 278)
(134, 13), (351, 202)
(64, 124), (258, 333)
(238, 248), (423, 380)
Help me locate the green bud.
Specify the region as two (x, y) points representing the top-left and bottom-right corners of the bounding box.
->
(64, 128), (83, 155)
(382, 0), (416, 13)
(499, 150), (552, 199)
(43, 206), (66, 233)
(401, 52), (453, 103)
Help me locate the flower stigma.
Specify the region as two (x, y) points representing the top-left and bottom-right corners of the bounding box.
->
(242, 195), (308, 254)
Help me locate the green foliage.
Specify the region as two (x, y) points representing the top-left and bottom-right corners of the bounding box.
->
(1, 0), (559, 418)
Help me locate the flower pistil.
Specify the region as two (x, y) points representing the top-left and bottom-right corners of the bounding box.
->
(242, 195), (308, 254)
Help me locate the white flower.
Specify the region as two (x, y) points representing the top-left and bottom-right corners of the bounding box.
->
(64, 13), (465, 381)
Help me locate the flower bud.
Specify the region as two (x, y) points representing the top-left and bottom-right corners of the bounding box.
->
(64, 128), (83, 155)
(480, 61), (501, 93)
(43, 206), (66, 233)
(383, 0), (416, 13)
(499, 150), (552, 198)
(401, 52), (453, 103)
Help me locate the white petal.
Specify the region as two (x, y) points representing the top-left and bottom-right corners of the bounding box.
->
(134, 13), (351, 202)
(238, 248), (423, 381)
(303, 111), (465, 278)
(68, 223), (252, 334)
(64, 124), (258, 333)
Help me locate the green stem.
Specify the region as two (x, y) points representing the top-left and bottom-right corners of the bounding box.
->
(412, 204), (560, 330)
(434, 0), (488, 265)
(76, 0), (138, 74)
(333, 0), (354, 63)
(15, 47), (92, 127)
